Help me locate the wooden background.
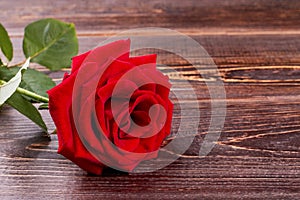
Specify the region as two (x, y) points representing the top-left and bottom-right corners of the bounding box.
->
(0, 0), (300, 199)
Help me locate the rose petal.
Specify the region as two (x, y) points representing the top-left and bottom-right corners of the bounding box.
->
(129, 54), (157, 68)
(71, 50), (91, 74)
(47, 70), (105, 175)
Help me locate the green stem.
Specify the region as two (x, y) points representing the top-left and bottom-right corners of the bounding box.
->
(0, 80), (49, 103)
(17, 87), (49, 103)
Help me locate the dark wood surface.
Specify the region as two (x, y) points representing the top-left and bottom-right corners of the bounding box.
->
(0, 0), (300, 199)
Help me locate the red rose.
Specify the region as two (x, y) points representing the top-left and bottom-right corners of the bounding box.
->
(48, 39), (173, 175)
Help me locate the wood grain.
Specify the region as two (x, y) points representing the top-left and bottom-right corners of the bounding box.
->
(1, 0), (300, 33)
(0, 0), (300, 199)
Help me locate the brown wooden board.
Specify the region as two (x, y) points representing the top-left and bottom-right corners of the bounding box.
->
(0, 0), (299, 199)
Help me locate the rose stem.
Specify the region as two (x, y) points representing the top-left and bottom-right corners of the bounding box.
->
(0, 79), (49, 103)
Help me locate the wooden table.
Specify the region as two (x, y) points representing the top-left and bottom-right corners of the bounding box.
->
(0, 0), (299, 199)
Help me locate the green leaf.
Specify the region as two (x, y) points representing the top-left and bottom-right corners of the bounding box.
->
(0, 65), (14, 81)
(6, 91), (47, 131)
(0, 58), (29, 105)
(9, 67), (55, 98)
(0, 23), (13, 61)
(23, 18), (78, 71)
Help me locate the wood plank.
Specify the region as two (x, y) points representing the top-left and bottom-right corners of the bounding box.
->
(8, 34), (300, 79)
(1, 0), (300, 33)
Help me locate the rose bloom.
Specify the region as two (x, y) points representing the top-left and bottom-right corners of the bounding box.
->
(48, 39), (173, 175)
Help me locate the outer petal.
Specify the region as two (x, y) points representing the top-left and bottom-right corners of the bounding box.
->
(129, 54), (157, 67)
(71, 50), (91, 74)
(47, 71), (105, 175)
